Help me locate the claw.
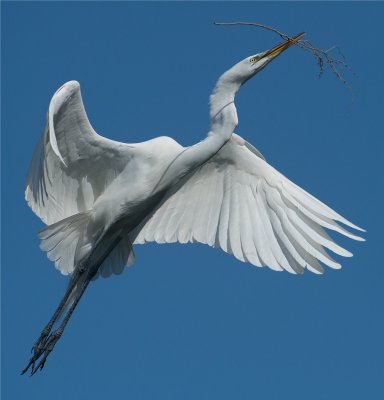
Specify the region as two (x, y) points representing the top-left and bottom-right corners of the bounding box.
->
(22, 329), (63, 375)
(21, 359), (33, 375)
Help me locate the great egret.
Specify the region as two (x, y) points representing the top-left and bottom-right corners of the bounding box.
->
(22, 33), (364, 375)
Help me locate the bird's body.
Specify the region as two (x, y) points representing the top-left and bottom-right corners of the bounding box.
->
(22, 33), (364, 375)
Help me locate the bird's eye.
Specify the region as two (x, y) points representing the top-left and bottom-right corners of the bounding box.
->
(250, 56), (258, 64)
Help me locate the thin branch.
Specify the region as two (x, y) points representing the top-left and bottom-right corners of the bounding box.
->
(214, 21), (354, 95)
(214, 22), (293, 41)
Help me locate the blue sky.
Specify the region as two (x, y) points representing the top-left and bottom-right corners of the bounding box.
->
(2, 1), (383, 399)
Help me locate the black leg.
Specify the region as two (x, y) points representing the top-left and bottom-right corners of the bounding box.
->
(21, 269), (86, 375)
(22, 232), (124, 375)
(29, 274), (92, 375)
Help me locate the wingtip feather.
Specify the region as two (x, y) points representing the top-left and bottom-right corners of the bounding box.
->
(336, 217), (366, 233)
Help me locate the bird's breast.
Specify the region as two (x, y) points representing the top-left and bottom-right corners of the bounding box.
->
(92, 136), (184, 231)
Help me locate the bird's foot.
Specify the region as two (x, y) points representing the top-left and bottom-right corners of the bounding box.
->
(31, 326), (52, 354)
(21, 329), (63, 375)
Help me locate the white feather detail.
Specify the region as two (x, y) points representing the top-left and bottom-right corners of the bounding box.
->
(39, 212), (91, 275)
(25, 81), (134, 226)
(132, 135), (363, 274)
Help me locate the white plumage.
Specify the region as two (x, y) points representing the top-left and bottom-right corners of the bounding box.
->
(23, 33), (364, 375)
(132, 132), (364, 273)
(26, 81), (363, 277)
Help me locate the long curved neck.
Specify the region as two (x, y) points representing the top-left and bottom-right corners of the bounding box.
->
(209, 75), (241, 136)
(153, 73), (242, 192)
(186, 73), (241, 159)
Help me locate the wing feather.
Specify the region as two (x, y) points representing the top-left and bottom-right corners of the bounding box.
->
(239, 186), (262, 267)
(206, 171), (224, 247)
(132, 135), (363, 274)
(217, 171), (232, 253)
(256, 181), (287, 271)
(227, 182), (245, 261)
(25, 81), (134, 225)
(264, 194), (303, 274)
(280, 188), (364, 241)
(244, 186), (266, 267)
(252, 182), (283, 270)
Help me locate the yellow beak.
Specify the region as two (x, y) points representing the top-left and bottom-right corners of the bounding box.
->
(264, 32), (305, 59)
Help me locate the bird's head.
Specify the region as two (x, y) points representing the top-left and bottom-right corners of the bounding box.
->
(220, 32), (305, 86)
(210, 32), (305, 130)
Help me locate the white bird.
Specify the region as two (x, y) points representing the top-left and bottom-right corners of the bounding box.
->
(22, 33), (364, 374)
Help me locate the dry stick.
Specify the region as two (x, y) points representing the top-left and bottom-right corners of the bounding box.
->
(214, 22), (354, 95)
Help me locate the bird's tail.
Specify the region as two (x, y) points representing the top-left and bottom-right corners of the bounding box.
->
(55, 231), (136, 320)
(38, 210), (136, 321)
(39, 210), (136, 278)
(38, 211), (93, 276)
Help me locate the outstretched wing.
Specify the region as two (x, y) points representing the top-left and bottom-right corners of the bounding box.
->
(25, 81), (134, 225)
(132, 134), (364, 274)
